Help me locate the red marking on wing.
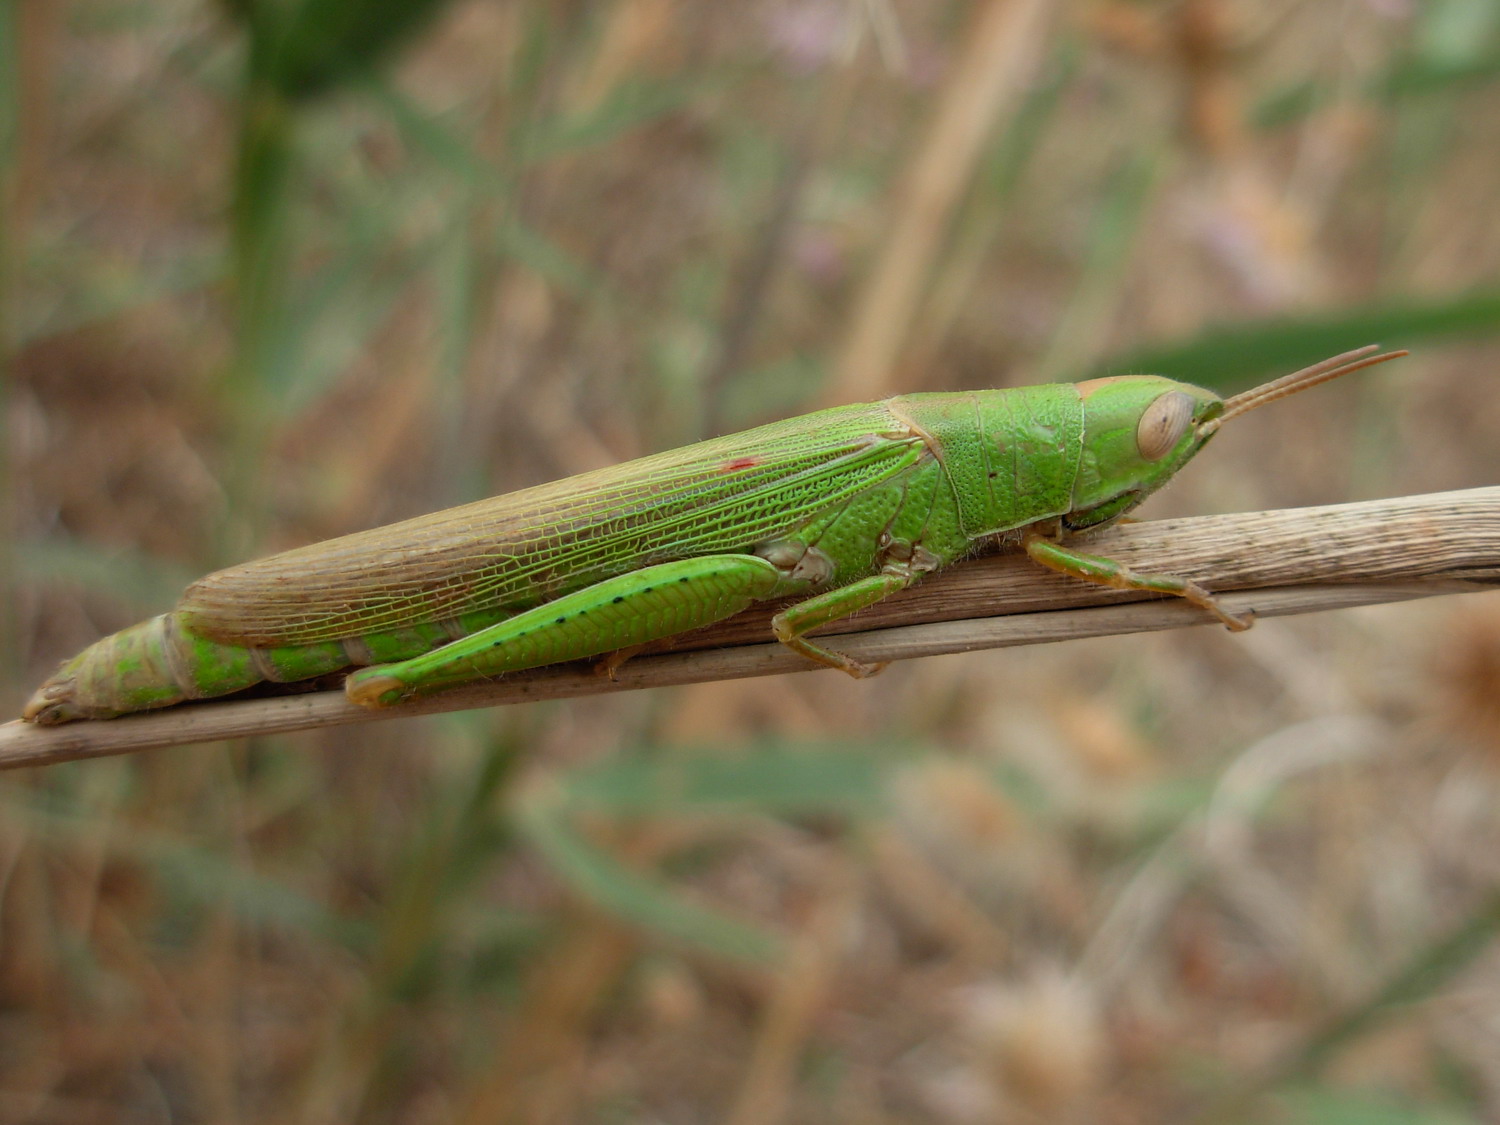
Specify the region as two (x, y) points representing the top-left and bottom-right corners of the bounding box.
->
(721, 457), (762, 472)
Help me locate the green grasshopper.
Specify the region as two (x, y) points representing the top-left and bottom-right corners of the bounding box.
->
(22, 345), (1405, 724)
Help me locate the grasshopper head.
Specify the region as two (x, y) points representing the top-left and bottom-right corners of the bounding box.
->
(1063, 345), (1407, 532)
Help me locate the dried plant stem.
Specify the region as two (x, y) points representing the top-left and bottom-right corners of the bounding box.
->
(825, 0), (1054, 403)
(1187, 886), (1500, 1125)
(2, 487), (1497, 770)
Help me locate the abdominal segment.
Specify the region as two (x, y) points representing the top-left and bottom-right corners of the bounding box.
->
(25, 607), (515, 723)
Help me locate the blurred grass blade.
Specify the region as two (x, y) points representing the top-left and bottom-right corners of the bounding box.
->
(18, 537), (199, 614)
(516, 779), (786, 965)
(522, 76), (717, 162)
(361, 75), (498, 184)
(558, 742), (902, 818)
(1256, 51), (1500, 127)
(1033, 147), (1163, 383)
(17, 243), (222, 347)
(151, 845), (370, 946)
(497, 217), (613, 304)
(258, 222), (408, 414)
(0, 0), (20, 697)
(1, 789), (370, 945)
(359, 740), (522, 1004)
(1255, 0), (1500, 128)
(1380, 48), (1500, 100)
(1273, 1086), (1478, 1125)
(905, 40), (1083, 378)
(826, 0), (1056, 403)
(514, 743), (918, 963)
(1094, 287), (1500, 391)
(366, 75), (618, 304)
(218, 0), (462, 542)
(1193, 890), (1500, 1123)
(1281, 889), (1500, 1083)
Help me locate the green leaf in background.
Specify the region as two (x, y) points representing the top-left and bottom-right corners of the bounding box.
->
(1274, 1085), (1478, 1125)
(1094, 288), (1500, 392)
(557, 741), (906, 819)
(18, 537), (199, 614)
(366, 75), (621, 303)
(1255, 0), (1500, 128)
(521, 76), (721, 163)
(1032, 146), (1165, 383)
(1, 788), (370, 947)
(516, 775), (786, 964)
(1417, 0), (1500, 68)
(514, 742), (925, 963)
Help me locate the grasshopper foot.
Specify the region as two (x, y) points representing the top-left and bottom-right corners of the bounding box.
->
(594, 644), (646, 680)
(840, 657), (889, 679)
(1216, 604), (1255, 632)
(1184, 582), (1254, 632)
(773, 623), (886, 678)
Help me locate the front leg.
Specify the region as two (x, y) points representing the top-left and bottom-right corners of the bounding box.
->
(1023, 529), (1252, 631)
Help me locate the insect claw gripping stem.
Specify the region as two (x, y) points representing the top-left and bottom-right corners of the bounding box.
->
(594, 644), (647, 680)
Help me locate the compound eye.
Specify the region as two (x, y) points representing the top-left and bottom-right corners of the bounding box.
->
(1136, 391), (1195, 461)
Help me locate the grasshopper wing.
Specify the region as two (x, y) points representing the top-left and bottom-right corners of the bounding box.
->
(179, 404), (928, 646)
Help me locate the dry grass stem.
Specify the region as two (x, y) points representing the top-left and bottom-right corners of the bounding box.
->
(1, 487), (1495, 770)
(825, 0), (1054, 403)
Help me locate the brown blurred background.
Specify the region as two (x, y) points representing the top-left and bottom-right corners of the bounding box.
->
(4, 1), (1500, 1121)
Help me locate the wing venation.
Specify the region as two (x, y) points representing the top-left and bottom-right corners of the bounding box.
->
(180, 403), (927, 645)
